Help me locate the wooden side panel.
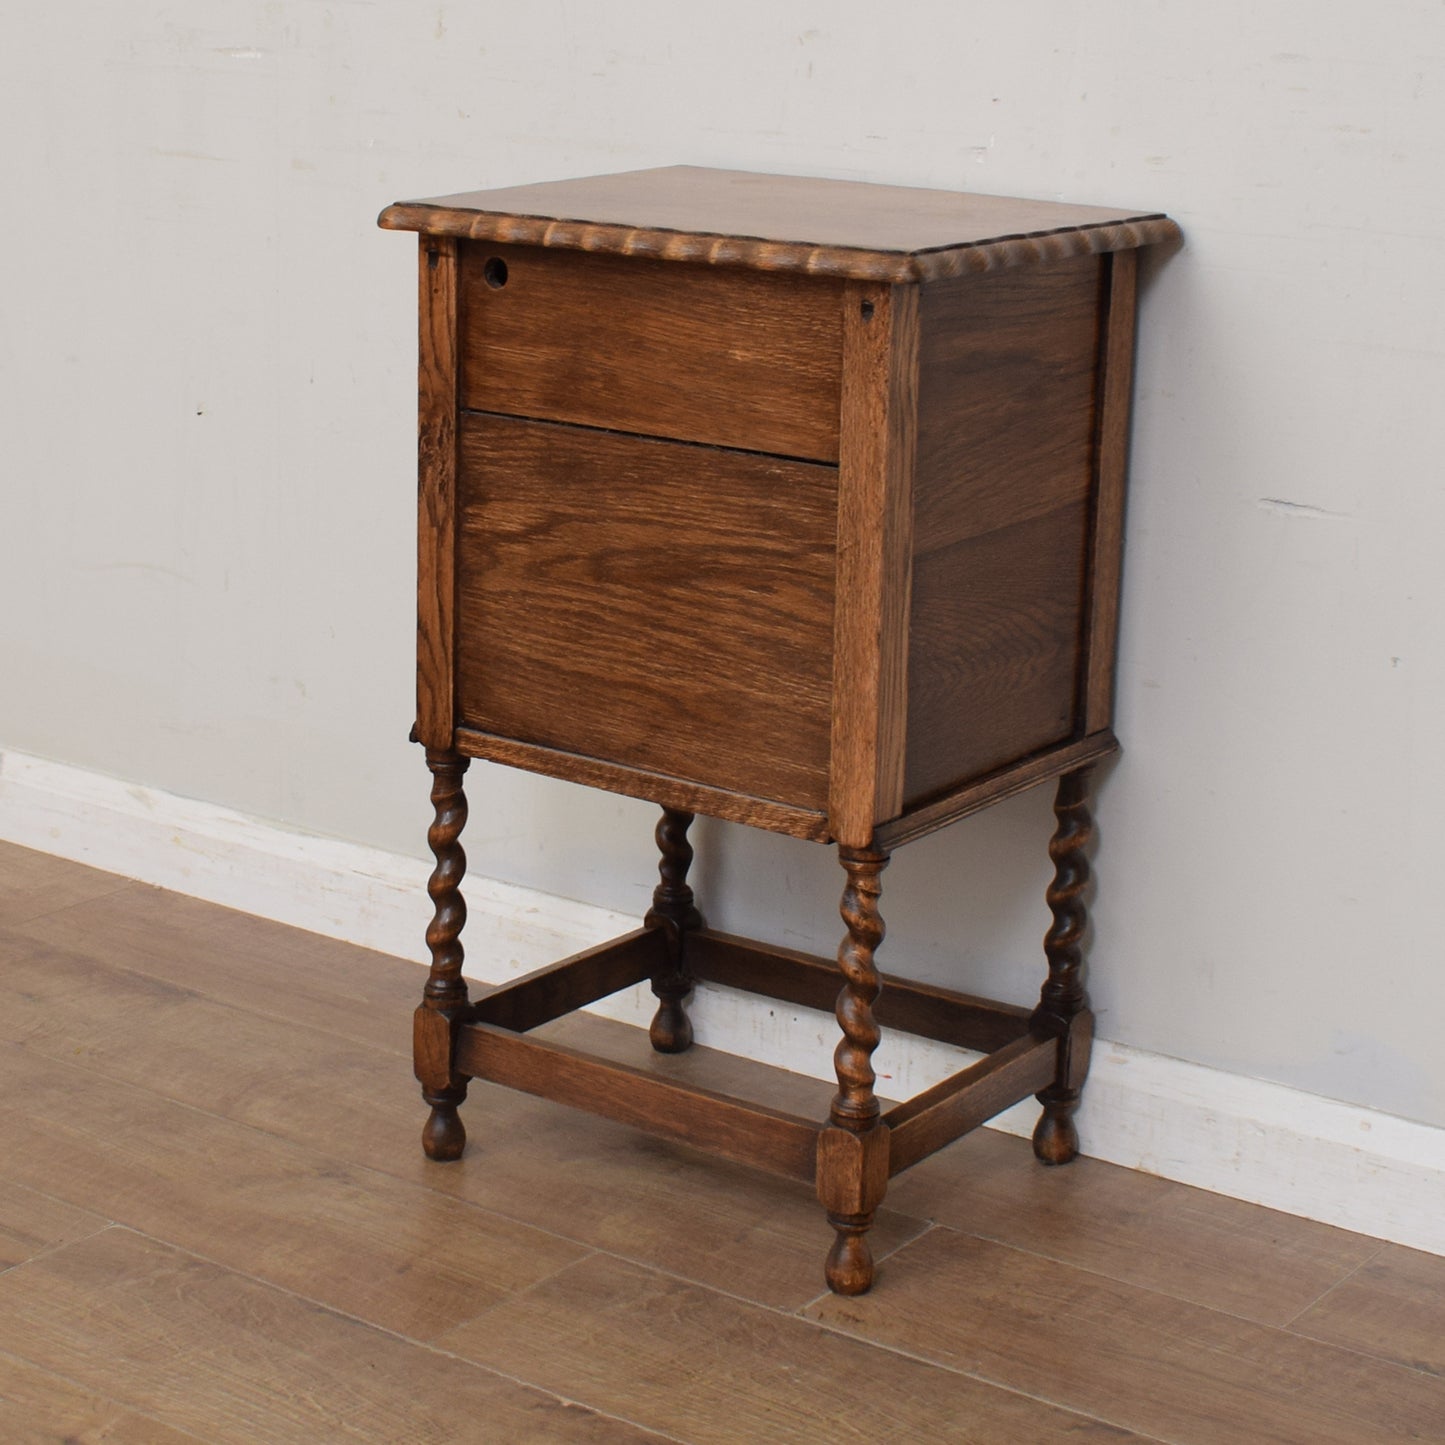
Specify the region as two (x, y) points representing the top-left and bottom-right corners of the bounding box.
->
(455, 415), (837, 809)
(1083, 250), (1139, 733)
(906, 502), (1091, 795)
(904, 256), (1104, 806)
(829, 282), (918, 847)
(415, 237), (458, 749)
(459, 243), (843, 461)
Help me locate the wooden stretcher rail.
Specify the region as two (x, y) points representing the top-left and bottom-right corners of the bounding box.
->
(455, 1021), (822, 1182)
(883, 1032), (1058, 1176)
(470, 929), (662, 1032)
(689, 930), (1034, 1054)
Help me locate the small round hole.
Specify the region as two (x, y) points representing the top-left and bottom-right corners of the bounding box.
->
(860, 299), (875, 320)
(483, 257), (509, 289)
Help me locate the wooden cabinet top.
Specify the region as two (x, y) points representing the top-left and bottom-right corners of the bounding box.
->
(378, 164), (1179, 282)
(384, 166), (1178, 849)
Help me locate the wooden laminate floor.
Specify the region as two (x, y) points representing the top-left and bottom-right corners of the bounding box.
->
(0, 840), (1442, 1444)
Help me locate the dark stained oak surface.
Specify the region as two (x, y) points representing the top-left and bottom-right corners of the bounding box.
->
(413, 238), (458, 751)
(828, 279), (917, 845)
(381, 165), (1181, 282)
(459, 241), (843, 461)
(912, 256), (1102, 550)
(902, 254), (1103, 805)
(454, 413), (838, 810)
(905, 502), (1090, 803)
(384, 168), (1187, 1298)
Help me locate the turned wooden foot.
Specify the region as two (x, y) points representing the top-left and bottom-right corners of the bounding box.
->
(824, 1214), (876, 1295)
(648, 997), (693, 1054)
(414, 749), (473, 1161)
(644, 808), (704, 1054)
(421, 1084), (468, 1161)
(817, 849), (892, 1295)
(1030, 768), (1095, 1167)
(1032, 1095), (1081, 1165)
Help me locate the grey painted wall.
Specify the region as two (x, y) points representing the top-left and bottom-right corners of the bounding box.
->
(3, 2), (1442, 1127)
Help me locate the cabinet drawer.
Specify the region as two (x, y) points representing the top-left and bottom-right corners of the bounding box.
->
(458, 243), (844, 461)
(454, 413), (838, 808)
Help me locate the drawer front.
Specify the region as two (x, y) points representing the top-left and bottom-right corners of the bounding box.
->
(458, 243), (844, 462)
(455, 413), (837, 809)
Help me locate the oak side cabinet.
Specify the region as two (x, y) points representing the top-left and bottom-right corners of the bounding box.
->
(378, 166), (1179, 1295)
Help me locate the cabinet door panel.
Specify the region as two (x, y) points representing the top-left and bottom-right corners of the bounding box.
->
(455, 414), (838, 809)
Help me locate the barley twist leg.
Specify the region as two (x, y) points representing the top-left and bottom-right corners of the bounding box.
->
(819, 846), (891, 1295)
(415, 749), (471, 1161)
(1031, 768), (1096, 1165)
(643, 807), (704, 1053)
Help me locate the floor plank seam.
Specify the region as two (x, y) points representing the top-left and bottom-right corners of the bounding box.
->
(1277, 1242), (1387, 1331)
(917, 1217), (1390, 1336)
(0, 1338), (217, 1445)
(7, 886), (420, 1061)
(0, 877), (140, 933)
(430, 1248), (607, 1335)
(3, 1033), (632, 1270)
(7, 1024), (940, 1307)
(0, 1219), (120, 1281)
(8, 855), (1433, 1445)
(790, 1223), (940, 1318)
(97, 1224), (681, 1440)
(790, 1307), (1164, 1441)
(420, 1243), (1152, 1445)
(564, 1240), (1162, 1440)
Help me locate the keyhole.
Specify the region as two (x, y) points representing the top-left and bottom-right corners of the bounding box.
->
(483, 257), (509, 289)
(860, 299), (875, 320)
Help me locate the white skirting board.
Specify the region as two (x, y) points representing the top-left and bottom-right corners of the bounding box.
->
(3, 744), (1441, 1258)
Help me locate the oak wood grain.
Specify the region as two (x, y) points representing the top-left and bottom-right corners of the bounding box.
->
(459, 242), (842, 461)
(1082, 249), (1139, 733)
(0, 1041), (585, 1342)
(904, 255), (1103, 806)
(807, 1227), (1445, 1444)
(905, 502), (1091, 801)
(455, 414), (837, 809)
(912, 256), (1103, 551)
(1290, 1243), (1445, 1378)
(829, 281), (918, 844)
(877, 730), (1119, 848)
(883, 1033), (1058, 1176)
(0, 1229), (663, 1444)
(415, 236), (458, 750)
(380, 165), (1181, 283)
(458, 1023), (821, 1181)
(439, 1253), (1149, 1443)
(454, 728), (833, 840)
